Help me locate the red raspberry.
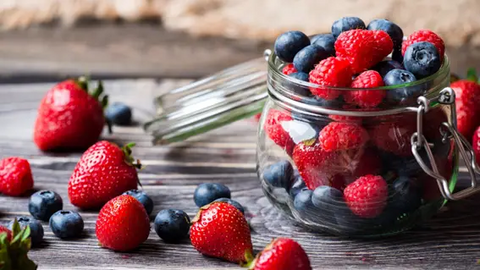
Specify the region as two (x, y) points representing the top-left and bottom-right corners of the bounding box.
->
(335, 29), (393, 74)
(369, 114), (417, 156)
(345, 70), (386, 108)
(309, 57), (353, 100)
(282, 63), (297, 75)
(451, 80), (480, 140)
(318, 122), (369, 152)
(0, 157), (34, 196)
(264, 109), (295, 155)
(344, 175), (387, 218)
(402, 30), (445, 60)
(473, 127), (480, 163)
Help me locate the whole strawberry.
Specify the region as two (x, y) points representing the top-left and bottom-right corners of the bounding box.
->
(264, 109), (295, 156)
(473, 126), (480, 164)
(451, 78), (480, 140)
(96, 195), (150, 251)
(0, 157), (34, 196)
(68, 141), (140, 209)
(190, 202), (253, 264)
(247, 238), (311, 270)
(309, 57), (353, 100)
(345, 70), (386, 108)
(344, 175), (387, 218)
(34, 77), (107, 151)
(402, 30), (445, 60)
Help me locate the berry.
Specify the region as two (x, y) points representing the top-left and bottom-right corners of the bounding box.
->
(309, 57), (353, 100)
(289, 72), (309, 82)
(318, 122), (369, 152)
(213, 198), (245, 215)
(402, 30), (445, 60)
(293, 189), (317, 219)
(392, 48), (404, 63)
(352, 149), (382, 179)
(68, 141), (140, 209)
(264, 109), (295, 155)
(344, 175), (388, 218)
(280, 120), (319, 144)
(0, 226), (12, 242)
(451, 80), (480, 139)
(372, 60), (404, 78)
(388, 177), (422, 213)
(33, 77), (106, 151)
(49, 210), (84, 239)
(154, 209), (190, 243)
(282, 63), (297, 75)
(289, 173), (307, 199)
(274, 31), (310, 62)
(248, 238), (312, 270)
(311, 186), (344, 223)
(293, 45), (329, 73)
(193, 183), (231, 207)
(457, 103), (478, 141)
(28, 190), (63, 221)
(96, 195), (150, 251)
(286, 72), (310, 96)
(369, 114), (417, 156)
(190, 202), (253, 263)
(310, 34), (336, 56)
(262, 160), (293, 189)
(0, 157), (34, 197)
(302, 95), (344, 108)
(383, 69), (424, 104)
(331, 17), (366, 38)
(404, 42), (441, 79)
(335, 29), (393, 73)
(473, 127), (480, 163)
(106, 102), (132, 126)
(345, 70), (386, 108)
(122, 189), (153, 215)
(9, 216), (44, 247)
(367, 19), (403, 50)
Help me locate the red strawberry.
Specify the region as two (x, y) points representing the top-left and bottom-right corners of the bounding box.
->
(33, 77), (107, 151)
(318, 122), (369, 152)
(369, 113), (417, 156)
(68, 141), (140, 209)
(473, 126), (480, 163)
(335, 29), (393, 73)
(344, 175), (387, 218)
(0, 157), (34, 196)
(345, 70), (386, 108)
(402, 30), (445, 60)
(0, 225), (12, 242)
(247, 238), (312, 270)
(282, 63), (297, 75)
(451, 80), (480, 140)
(309, 57), (353, 100)
(96, 195), (150, 251)
(264, 109), (295, 155)
(190, 202), (253, 263)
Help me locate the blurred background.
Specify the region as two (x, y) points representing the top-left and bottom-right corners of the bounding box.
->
(1, 0), (479, 83)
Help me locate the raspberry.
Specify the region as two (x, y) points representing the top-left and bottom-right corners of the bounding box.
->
(282, 64), (297, 75)
(345, 70), (386, 108)
(402, 30), (445, 60)
(309, 57), (353, 100)
(473, 126), (480, 163)
(344, 175), (387, 218)
(369, 114), (417, 156)
(264, 109), (295, 155)
(451, 80), (480, 140)
(318, 122), (369, 152)
(335, 29), (393, 73)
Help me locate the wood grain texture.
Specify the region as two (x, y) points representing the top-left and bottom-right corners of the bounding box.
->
(1, 80), (480, 270)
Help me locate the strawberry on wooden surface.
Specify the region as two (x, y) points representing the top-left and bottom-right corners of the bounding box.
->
(247, 238), (312, 270)
(0, 157), (34, 196)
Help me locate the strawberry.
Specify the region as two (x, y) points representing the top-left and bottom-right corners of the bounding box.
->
(451, 79), (480, 140)
(473, 126), (480, 164)
(402, 30), (445, 60)
(309, 57), (353, 100)
(282, 63), (297, 75)
(318, 122), (369, 152)
(335, 29), (393, 73)
(96, 195), (150, 251)
(190, 202), (253, 264)
(344, 175), (387, 218)
(68, 141), (140, 209)
(247, 238), (312, 270)
(0, 225), (12, 242)
(33, 77), (108, 151)
(264, 109), (295, 156)
(345, 70), (386, 108)
(0, 157), (34, 196)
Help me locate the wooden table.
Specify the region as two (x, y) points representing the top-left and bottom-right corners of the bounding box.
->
(2, 79), (480, 270)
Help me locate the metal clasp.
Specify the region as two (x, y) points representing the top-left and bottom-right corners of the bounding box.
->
(412, 87), (480, 200)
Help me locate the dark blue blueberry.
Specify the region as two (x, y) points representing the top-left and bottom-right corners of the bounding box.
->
(373, 60), (404, 78)
(404, 41), (441, 79)
(379, 151), (422, 177)
(384, 69), (425, 104)
(274, 31), (310, 62)
(286, 72), (310, 96)
(392, 47), (404, 63)
(312, 186), (344, 224)
(367, 19), (403, 49)
(302, 95), (343, 108)
(213, 198), (245, 215)
(310, 34), (336, 56)
(289, 173), (307, 199)
(293, 45), (329, 73)
(28, 190), (63, 221)
(123, 189), (154, 215)
(193, 183), (231, 207)
(389, 177), (422, 213)
(9, 216), (44, 246)
(331, 17), (366, 38)
(289, 72), (309, 82)
(49, 210), (84, 239)
(154, 209), (190, 243)
(262, 160), (293, 189)
(293, 189), (318, 220)
(105, 102), (132, 126)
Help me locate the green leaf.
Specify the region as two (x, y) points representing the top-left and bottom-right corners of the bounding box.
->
(101, 95), (109, 110)
(466, 68), (478, 82)
(21, 226), (31, 243)
(76, 76), (89, 92)
(91, 81), (104, 99)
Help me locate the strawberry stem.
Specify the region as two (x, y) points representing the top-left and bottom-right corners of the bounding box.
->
(466, 68), (478, 83)
(242, 250), (256, 268)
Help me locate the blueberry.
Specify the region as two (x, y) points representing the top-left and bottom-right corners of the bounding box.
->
(312, 186), (344, 224)
(367, 19), (403, 49)
(310, 34), (336, 56)
(123, 189), (154, 215)
(373, 60), (404, 78)
(302, 95), (343, 108)
(286, 72), (310, 96)
(404, 42), (441, 79)
(289, 173), (307, 199)
(193, 183), (231, 207)
(28, 190), (63, 221)
(293, 189), (318, 220)
(9, 216), (44, 246)
(49, 210), (84, 239)
(293, 45), (329, 73)
(274, 31), (310, 62)
(392, 48), (404, 63)
(105, 102), (132, 126)
(384, 69), (425, 104)
(262, 160), (293, 189)
(213, 198), (245, 214)
(154, 209), (190, 243)
(331, 17), (366, 38)
(389, 177), (422, 213)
